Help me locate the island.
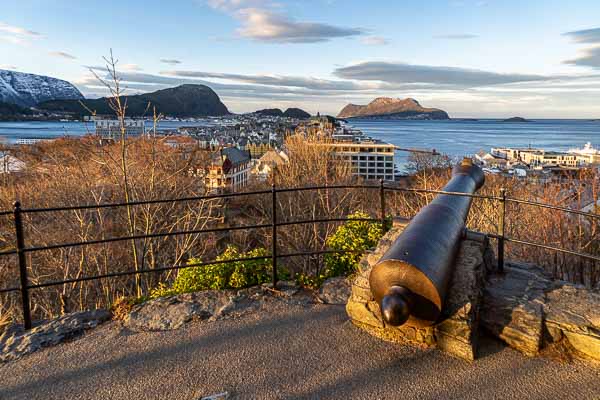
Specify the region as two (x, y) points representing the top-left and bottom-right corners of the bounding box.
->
(503, 117), (531, 122)
(337, 97), (449, 120)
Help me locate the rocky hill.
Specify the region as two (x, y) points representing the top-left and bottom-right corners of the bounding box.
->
(40, 84), (230, 118)
(254, 108), (284, 117)
(254, 107), (310, 119)
(283, 108), (310, 119)
(0, 69), (84, 108)
(337, 97), (449, 120)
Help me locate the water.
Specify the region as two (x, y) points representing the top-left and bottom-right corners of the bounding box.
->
(0, 120), (216, 143)
(2, 119), (600, 171)
(349, 119), (600, 171)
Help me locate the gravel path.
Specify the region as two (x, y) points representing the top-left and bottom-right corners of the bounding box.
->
(1, 302), (599, 400)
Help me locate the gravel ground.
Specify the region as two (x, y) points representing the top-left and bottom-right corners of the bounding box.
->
(1, 302), (599, 400)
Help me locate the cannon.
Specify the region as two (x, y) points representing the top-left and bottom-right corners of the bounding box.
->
(369, 158), (485, 328)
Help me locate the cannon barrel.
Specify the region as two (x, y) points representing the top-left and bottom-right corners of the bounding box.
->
(369, 158), (485, 328)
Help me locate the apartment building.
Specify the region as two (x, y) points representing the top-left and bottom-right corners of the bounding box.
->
(329, 139), (396, 181)
(203, 147), (251, 192)
(95, 119), (145, 140)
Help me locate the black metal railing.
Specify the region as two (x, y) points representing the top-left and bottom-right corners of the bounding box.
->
(1, 181), (599, 330)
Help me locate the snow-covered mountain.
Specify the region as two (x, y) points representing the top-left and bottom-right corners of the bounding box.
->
(0, 69), (84, 108)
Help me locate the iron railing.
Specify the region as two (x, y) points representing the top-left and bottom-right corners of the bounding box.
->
(1, 181), (599, 330)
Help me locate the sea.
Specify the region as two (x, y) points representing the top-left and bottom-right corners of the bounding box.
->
(1, 119), (599, 172)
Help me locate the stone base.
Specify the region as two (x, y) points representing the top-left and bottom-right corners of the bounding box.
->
(346, 218), (493, 361)
(482, 262), (600, 363)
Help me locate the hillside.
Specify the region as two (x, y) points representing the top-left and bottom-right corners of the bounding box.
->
(0, 101), (33, 121)
(337, 97), (449, 120)
(283, 108), (310, 119)
(0, 69), (83, 108)
(40, 84), (229, 118)
(254, 108), (284, 117)
(254, 107), (310, 119)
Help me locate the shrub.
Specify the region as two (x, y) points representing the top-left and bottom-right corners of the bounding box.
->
(150, 246), (272, 298)
(298, 211), (385, 288)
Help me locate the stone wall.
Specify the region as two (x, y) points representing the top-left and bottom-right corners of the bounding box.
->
(346, 218), (600, 363)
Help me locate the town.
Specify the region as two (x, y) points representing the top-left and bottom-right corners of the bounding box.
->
(1, 113), (400, 192)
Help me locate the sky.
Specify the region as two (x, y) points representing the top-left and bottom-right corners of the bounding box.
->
(2, 0), (600, 118)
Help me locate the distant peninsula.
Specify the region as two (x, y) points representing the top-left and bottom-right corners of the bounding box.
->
(337, 97), (449, 120)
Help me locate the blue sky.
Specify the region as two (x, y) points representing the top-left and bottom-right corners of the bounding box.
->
(2, 0), (600, 117)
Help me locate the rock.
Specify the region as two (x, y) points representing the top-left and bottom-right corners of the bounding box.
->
(124, 290), (237, 331)
(0, 309), (110, 363)
(482, 261), (600, 363)
(543, 283), (600, 362)
(318, 277), (351, 304)
(124, 283), (311, 332)
(201, 392), (230, 400)
(481, 263), (549, 356)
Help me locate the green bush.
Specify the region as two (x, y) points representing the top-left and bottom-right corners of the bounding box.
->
(150, 246), (272, 298)
(298, 211), (385, 288)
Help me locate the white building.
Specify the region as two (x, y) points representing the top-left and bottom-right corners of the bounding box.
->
(328, 139), (396, 181)
(95, 119), (145, 140)
(15, 137), (55, 145)
(0, 154), (25, 174)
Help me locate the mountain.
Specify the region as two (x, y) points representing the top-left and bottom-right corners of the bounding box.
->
(337, 97), (449, 120)
(283, 108), (310, 119)
(254, 108), (284, 117)
(40, 84), (230, 118)
(0, 69), (84, 108)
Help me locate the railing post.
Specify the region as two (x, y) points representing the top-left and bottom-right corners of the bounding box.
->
(271, 184), (278, 288)
(380, 179), (386, 228)
(498, 188), (506, 273)
(14, 201), (32, 330)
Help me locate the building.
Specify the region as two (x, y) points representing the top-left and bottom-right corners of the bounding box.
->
(0, 154), (25, 174)
(247, 142), (272, 159)
(95, 119), (145, 140)
(203, 147), (251, 192)
(328, 139), (396, 181)
(491, 147), (579, 168)
(251, 150), (288, 181)
(15, 137), (55, 145)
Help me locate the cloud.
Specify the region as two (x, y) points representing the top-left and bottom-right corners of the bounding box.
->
(48, 51), (77, 60)
(206, 0), (267, 12)
(333, 62), (548, 87)
(564, 46), (600, 69)
(434, 34), (479, 40)
(121, 63), (142, 71)
(563, 28), (600, 68)
(0, 22), (42, 45)
(234, 8), (364, 43)
(206, 1), (365, 43)
(0, 64), (17, 70)
(563, 27), (600, 44)
(0, 22), (42, 38)
(160, 59), (182, 65)
(361, 36), (389, 46)
(160, 70), (365, 90)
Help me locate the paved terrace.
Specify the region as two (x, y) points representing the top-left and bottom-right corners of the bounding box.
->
(1, 302), (598, 400)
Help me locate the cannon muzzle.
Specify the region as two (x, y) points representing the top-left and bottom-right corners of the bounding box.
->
(369, 158), (484, 328)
